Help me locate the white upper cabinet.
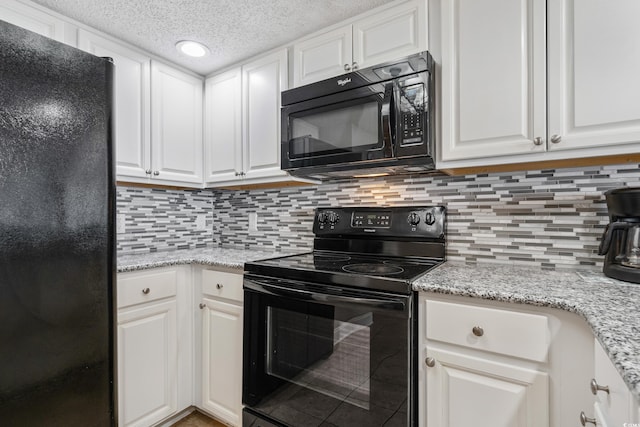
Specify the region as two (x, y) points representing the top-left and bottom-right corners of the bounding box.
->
(77, 30), (152, 180)
(547, 0), (640, 152)
(151, 61), (204, 185)
(353, 0), (427, 69)
(292, 25), (353, 87)
(242, 49), (289, 181)
(292, 0), (427, 87)
(0, 0), (67, 43)
(439, 0), (640, 166)
(205, 49), (294, 187)
(440, 0), (546, 161)
(204, 68), (243, 183)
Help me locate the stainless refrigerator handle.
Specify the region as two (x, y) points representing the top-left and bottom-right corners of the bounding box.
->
(244, 279), (406, 311)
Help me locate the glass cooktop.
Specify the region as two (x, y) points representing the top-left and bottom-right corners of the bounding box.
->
(246, 251), (441, 284)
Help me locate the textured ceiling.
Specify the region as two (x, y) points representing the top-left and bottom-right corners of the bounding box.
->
(30, 0), (396, 75)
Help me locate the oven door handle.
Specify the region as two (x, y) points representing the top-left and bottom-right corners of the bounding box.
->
(244, 279), (407, 312)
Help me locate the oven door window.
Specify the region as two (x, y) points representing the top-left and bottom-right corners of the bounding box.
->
(244, 282), (412, 427)
(266, 305), (373, 409)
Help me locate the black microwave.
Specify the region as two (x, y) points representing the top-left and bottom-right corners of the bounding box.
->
(281, 51), (436, 180)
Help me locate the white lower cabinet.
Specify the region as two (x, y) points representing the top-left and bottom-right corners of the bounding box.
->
(117, 266), (192, 427)
(118, 299), (177, 427)
(581, 339), (639, 427)
(424, 298), (550, 427)
(420, 294), (600, 427)
(426, 348), (548, 427)
(197, 268), (244, 426)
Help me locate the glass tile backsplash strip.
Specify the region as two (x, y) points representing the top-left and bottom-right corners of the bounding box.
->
(117, 163), (640, 268)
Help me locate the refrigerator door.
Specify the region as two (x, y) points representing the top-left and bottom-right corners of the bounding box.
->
(0, 20), (115, 426)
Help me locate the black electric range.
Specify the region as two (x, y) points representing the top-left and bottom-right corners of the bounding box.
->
(242, 206), (446, 427)
(244, 206), (446, 294)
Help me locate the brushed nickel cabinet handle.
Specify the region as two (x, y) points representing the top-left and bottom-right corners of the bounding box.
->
(145, 169), (152, 175)
(533, 137), (543, 146)
(199, 303), (206, 309)
(472, 326), (484, 337)
(590, 378), (610, 395)
(344, 64), (351, 72)
(216, 283), (223, 289)
(579, 411), (596, 426)
(351, 62), (359, 71)
(425, 357), (435, 367)
(550, 134), (562, 144)
(142, 288), (150, 294)
(153, 170), (159, 176)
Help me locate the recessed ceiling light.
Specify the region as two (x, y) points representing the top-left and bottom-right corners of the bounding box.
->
(175, 40), (210, 58)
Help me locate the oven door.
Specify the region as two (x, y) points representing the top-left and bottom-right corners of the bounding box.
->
(280, 82), (394, 171)
(243, 275), (416, 427)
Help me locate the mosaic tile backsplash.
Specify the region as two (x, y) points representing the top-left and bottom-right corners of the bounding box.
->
(116, 163), (640, 268)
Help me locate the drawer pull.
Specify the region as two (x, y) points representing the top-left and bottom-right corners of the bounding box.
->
(216, 283), (223, 289)
(199, 303), (206, 309)
(142, 288), (150, 295)
(472, 326), (484, 337)
(579, 411), (596, 426)
(590, 378), (610, 395)
(425, 357), (435, 368)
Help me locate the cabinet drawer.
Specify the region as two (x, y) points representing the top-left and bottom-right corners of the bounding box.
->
(202, 269), (243, 302)
(426, 300), (549, 362)
(117, 268), (177, 309)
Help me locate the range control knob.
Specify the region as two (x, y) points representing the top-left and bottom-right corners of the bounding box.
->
(317, 211), (329, 224)
(407, 212), (421, 226)
(425, 211), (436, 225)
(327, 211), (340, 225)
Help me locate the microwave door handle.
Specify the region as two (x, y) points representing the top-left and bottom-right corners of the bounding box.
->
(245, 279), (406, 311)
(381, 83), (394, 157)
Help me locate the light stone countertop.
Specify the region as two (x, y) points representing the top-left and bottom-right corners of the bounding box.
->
(117, 248), (640, 401)
(413, 262), (640, 401)
(117, 246), (296, 273)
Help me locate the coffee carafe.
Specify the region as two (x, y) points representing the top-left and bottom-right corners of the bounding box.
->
(598, 187), (640, 283)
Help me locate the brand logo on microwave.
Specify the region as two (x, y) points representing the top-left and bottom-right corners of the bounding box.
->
(337, 78), (351, 87)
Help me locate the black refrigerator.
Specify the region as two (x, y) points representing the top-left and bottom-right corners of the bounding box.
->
(0, 20), (116, 426)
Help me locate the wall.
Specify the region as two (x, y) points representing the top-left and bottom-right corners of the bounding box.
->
(117, 163), (640, 269)
(116, 187), (212, 253)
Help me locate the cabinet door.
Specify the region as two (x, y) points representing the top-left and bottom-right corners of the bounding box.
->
(204, 68), (243, 183)
(352, 0), (426, 70)
(440, 0), (546, 161)
(0, 0), (66, 42)
(241, 49), (288, 180)
(593, 340), (635, 427)
(547, 0), (640, 152)
(201, 297), (243, 426)
(151, 62), (204, 185)
(426, 348), (548, 427)
(78, 30), (151, 180)
(292, 25), (353, 87)
(118, 299), (178, 427)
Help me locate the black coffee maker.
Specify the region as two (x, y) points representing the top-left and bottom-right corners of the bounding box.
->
(598, 187), (640, 284)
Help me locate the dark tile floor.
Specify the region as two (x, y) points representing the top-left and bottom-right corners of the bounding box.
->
(172, 411), (226, 427)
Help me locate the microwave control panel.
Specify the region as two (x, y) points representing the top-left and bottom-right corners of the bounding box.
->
(399, 83), (425, 146)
